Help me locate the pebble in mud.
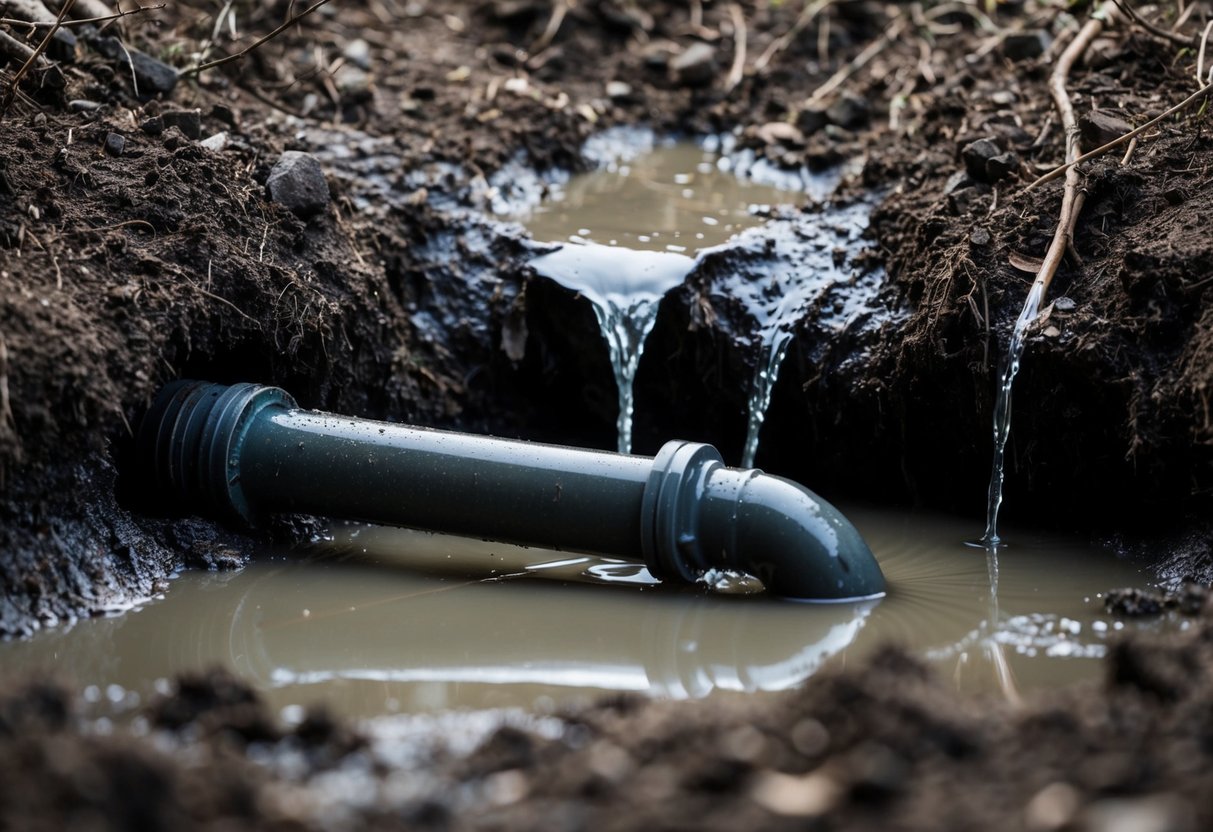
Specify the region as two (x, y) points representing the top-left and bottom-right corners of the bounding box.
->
(267, 151), (331, 218)
(103, 133), (125, 157)
(669, 42), (717, 87)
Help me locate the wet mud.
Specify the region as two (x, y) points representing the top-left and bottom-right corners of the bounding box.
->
(2, 0), (1213, 829)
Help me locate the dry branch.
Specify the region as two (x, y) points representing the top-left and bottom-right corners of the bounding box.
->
(181, 0), (335, 77)
(0, 0), (56, 23)
(1028, 6), (1116, 299)
(1111, 0), (1194, 46)
(1027, 77), (1213, 191)
(0, 0), (71, 117)
(44, 0), (108, 21)
(723, 3), (746, 93)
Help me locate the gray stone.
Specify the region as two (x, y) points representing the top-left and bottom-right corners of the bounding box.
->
(68, 100), (102, 112)
(343, 38), (372, 70)
(49, 28), (77, 63)
(961, 137), (1001, 182)
(162, 110), (202, 140)
(606, 80), (633, 101)
(985, 152), (1019, 182)
(1080, 110), (1132, 149)
(1002, 30), (1051, 61)
(826, 93), (870, 130)
(669, 42), (717, 87)
(89, 35), (178, 97)
(104, 133), (125, 157)
(267, 151), (331, 218)
(970, 228), (991, 247)
(944, 170), (973, 195)
(200, 132), (228, 152)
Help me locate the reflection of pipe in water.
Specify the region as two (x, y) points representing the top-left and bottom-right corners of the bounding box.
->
(221, 559), (876, 701)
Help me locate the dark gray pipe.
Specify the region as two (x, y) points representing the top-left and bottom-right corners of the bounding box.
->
(137, 381), (885, 600)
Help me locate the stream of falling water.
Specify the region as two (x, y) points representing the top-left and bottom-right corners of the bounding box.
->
(981, 281), (1047, 546)
(512, 136), (814, 455)
(529, 244), (693, 454)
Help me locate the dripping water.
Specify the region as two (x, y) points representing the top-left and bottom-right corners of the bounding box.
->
(529, 243), (695, 454)
(741, 326), (792, 468)
(981, 281), (1046, 547)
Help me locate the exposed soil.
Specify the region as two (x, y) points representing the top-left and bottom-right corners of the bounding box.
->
(2, 0), (1213, 828)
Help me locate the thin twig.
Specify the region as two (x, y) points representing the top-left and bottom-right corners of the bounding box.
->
(806, 11), (908, 104)
(1029, 7), (1115, 299)
(723, 2), (746, 93)
(754, 0), (833, 72)
(1111, 0), (1194, 46)
(1198, 19), (1213, 85)
(1120, 135), (1138, 164)
(0, 3), (162, 28)
(181, 0), (335, 77)
(0, 0), (72, 118)
(529, 0), (570, 56)
(1027, 77), (1213, 190)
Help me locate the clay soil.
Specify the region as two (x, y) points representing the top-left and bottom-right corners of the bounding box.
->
(2, 0), (1213, 829)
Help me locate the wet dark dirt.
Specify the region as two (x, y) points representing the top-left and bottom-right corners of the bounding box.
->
(2, 0), (1213, 828)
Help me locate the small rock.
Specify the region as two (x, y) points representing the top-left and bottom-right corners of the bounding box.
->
(669, 41), (717, 87)
(1002, 30), (1051, 61)
(826, 93), (870, 130)
(1053, 296), (1076, 312)
(335, 64), (373, 100)
(49, 28), (78, 63)
(140, 115), (164, 136)
(68, 99), (102, 112)
(962, 137), (1002, 182)
(210, 104), (238, 128)
(343, 38), (372, 70)
(986, 152), (1019, 182)
(162, 109), (202, 140)
(755, 121), (804, 147)
(266, 151), (331, 218)
(200, 132), (228, 152)
(606, 80), (633, 101)
(88, 35), (178, 96)
(1080, 110), (1132, 148)
(990, 90), (1017, 106)
(943, 170), (973, 195)
(641, 41), (676, 70)
(795, 103), (829, 136)
(103, 132), (125, 157)
(970, 228), (991, 247)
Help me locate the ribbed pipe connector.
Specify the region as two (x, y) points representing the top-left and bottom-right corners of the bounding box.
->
(137, 381), (885, 601)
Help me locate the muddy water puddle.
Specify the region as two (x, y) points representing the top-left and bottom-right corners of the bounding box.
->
(513, 139), (804, 253)
(0, 509), (1164, 720)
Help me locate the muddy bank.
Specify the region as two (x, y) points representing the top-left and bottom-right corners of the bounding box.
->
(0, 1), (1209, 642)
(7, 608), (1213, 831)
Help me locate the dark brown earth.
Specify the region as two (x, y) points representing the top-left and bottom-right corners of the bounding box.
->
(2, 0), (1213, 828)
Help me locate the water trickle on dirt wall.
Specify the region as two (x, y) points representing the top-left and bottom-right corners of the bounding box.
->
(981, 281), (1048, 547)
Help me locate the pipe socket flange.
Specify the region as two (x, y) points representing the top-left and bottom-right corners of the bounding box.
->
(137, 380), (295, 525)
(640, 440), (722, 584)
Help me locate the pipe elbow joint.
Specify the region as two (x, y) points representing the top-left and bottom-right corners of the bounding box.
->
(641, 441), (885, 601)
